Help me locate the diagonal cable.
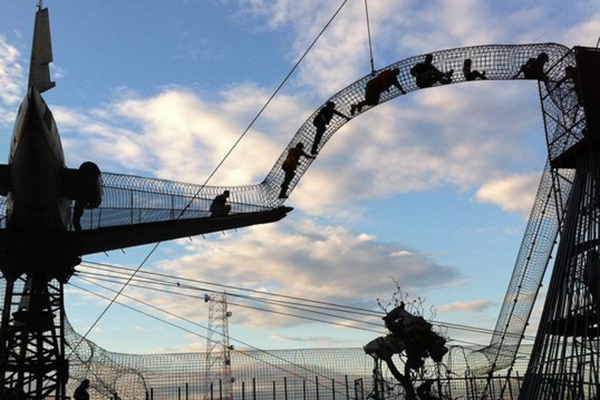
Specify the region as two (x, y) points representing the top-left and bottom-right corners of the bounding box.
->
(68, 0), (350, 357)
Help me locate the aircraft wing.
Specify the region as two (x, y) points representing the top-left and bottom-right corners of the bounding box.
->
(73, 207), (291, 256)
(70, 172), (291, 255)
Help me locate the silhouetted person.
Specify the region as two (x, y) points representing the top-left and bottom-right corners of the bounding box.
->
(72, 200), (84, 232)
(513, 52), (549, 82)
(74, 379), (90, 400)
(585, 250), (600, 310)
(210, 190), (231, 217)
(463, 58), (486, 81)
(311, 101), (350, 155)
(410, 54), (453, 88)
(350, 68), (406, 116)
(565, 65), (582, 105)
(279, 143), (315, 199)
(72, 161), (102, 232)
(416, 380), (441, 400)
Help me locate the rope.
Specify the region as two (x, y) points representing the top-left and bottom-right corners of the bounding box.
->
(363, 0), (375, 74)
(67, 0), (350, 358)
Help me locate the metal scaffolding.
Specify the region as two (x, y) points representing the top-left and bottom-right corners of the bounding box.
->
(518, 47), (600, 399)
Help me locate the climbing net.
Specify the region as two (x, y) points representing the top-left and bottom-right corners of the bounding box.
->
(26, 43), (570, 233)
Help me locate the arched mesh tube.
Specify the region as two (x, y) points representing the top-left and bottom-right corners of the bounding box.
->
(78, 43), (572, 231)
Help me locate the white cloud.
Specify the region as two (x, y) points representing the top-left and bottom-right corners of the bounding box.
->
(134, 218), (461, 330)
(391, 251), (412, 257)
(269, 334), (357, 347)
(438, 299), (494, 313)
(476, 173), (540, 217)
(237, 0), (412, 96)
(55, 86), (306, 184)
(0, 36), (24, 125)
(562, 13), (600, 47)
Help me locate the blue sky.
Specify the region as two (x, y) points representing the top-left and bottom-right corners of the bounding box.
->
(1, 0), (599, 354)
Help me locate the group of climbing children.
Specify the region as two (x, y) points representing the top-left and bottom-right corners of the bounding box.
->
(210, 51), (551, 207)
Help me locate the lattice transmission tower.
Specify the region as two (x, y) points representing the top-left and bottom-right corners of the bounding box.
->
(204, 293), (234, 400)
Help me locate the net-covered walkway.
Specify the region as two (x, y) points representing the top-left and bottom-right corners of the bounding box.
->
(5, 43), (568, 232)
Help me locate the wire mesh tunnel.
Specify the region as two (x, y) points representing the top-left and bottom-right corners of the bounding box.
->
(68, 43), (572, 231)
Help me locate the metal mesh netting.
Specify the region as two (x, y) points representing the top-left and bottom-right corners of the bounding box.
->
(464, 50), (582, 376)
(466, 164), (575, 375)
(79, 173), (272, 230)
(62, 314), (533, 400)
(1, 43), (566, 233)
(540, 49), (585, 161)
(519, 160), (600, 398)
(260, 43), (570, 206)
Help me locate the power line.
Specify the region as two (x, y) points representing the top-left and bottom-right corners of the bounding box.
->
(76, 268), (536, 341)
(78, 261), (537, 341)
(81, 261), (378, 315)
(78, 267), (379, 318)
(74, 272), (384, 334)
(68, 244), (160, 359)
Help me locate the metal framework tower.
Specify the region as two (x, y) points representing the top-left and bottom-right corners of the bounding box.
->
(520, 46), (600, 399)
(0, 274), (69, 399)
(204, 293), (234, 400)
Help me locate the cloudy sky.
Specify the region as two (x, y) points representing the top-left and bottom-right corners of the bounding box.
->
(1, 1), (599, 355)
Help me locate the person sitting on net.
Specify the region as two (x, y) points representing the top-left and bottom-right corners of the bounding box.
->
(350, 67), (406, 116)
(74, 379), (90, 400)
(311, 101), (350, 155)
(512, 52), (549, 82)
(210, 190), (232, 217)
(410, 54), (453, 88)
(279, 143), (315, 199)
(463, 58), (487, 81)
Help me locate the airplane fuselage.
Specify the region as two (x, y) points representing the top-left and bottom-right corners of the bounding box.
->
(8, 87), (71, 233)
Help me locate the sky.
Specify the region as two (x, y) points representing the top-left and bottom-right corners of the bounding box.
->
(1, 0), (600, 356)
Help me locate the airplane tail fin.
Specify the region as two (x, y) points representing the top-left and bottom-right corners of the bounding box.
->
(28, 7), (55, 93)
